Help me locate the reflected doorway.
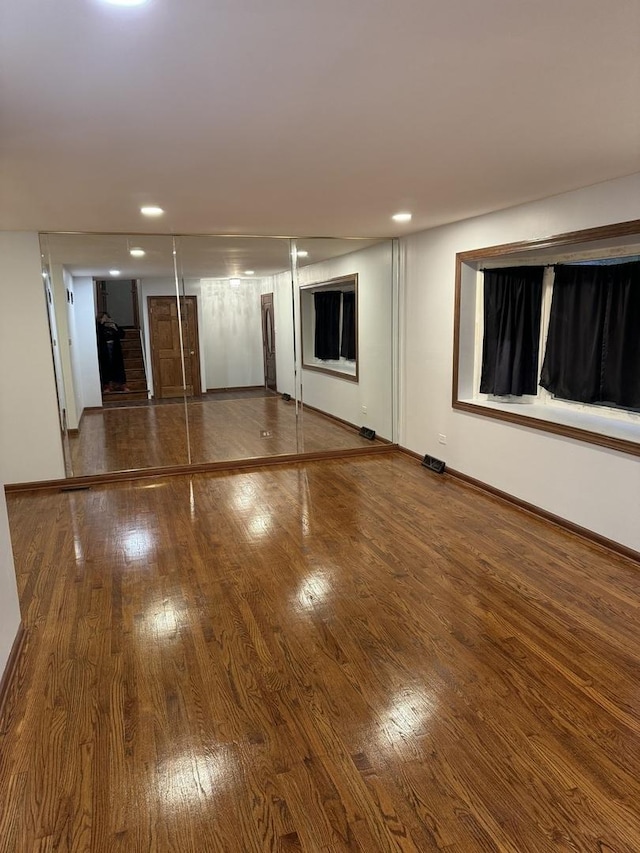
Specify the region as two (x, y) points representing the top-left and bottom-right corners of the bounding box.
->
(261, 292), (277, 392)
(96, 278), (139, 327)
(96, 279), (148, 403)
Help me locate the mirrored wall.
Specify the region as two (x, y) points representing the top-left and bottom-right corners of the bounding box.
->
(40, 232), (397, 479)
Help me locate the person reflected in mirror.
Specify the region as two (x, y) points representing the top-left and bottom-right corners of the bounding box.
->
(96, 312), (129, 392)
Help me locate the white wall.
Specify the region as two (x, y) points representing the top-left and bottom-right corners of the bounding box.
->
(296, 242), (395, 440)
(63, 268), (84, 422)
(273, 270), (296, 398)
(0, 482), (21, 683)
(44, 273), (66, 428)
(200, 278), (270, 389)
(72, 276), (102, 411)
(0, 232), (65, 484)
(401, 172), (640, 552)
(50, 269), (101, 428)
(50, 264), (79, 430)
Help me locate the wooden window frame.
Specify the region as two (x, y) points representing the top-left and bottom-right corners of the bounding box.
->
(452, 218), (640, 458)
(300, 273), (359, 383)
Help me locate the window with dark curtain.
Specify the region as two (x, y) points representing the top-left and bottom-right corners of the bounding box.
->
(540, 261), (640, 408)
(480, 266), (544, 396)
(314, 290), (341, 360)
(340, 290), (356, 360)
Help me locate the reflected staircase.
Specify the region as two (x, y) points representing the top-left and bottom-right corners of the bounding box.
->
(102, 328), (149, 403)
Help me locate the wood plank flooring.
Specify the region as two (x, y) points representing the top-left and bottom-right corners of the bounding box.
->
(1, 453), (640, 851)
(68, 397), (381, 476)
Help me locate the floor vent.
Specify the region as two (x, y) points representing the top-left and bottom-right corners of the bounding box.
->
(422, 455), (446, 474)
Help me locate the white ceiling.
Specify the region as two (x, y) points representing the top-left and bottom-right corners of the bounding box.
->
(41, 232), (382, 278)
(2, 0), (639, 238)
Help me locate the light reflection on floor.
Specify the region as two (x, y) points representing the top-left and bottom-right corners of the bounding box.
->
(155, 747), (239, 809)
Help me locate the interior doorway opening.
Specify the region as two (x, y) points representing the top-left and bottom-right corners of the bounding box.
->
(95, 279), (148, 402)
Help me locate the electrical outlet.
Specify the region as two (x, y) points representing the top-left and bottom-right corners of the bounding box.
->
(361, 405), (367, 414)
(438, 433), (447, 445)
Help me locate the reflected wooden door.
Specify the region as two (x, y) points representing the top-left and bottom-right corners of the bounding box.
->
(148, 296), (201, 398)
(181, 296), (201, 397)
(261, 292), (277, 391)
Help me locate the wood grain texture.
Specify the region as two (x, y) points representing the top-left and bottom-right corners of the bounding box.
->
(2, 452), (640, 851)
(0, 625), (25, 726)
(67, 396), (382, 477)
(398, 446), (640, 565)
(5, 445), (394, 495)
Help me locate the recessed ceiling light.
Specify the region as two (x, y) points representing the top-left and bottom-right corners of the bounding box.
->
(392, 212), (412, 223)
(109, 269), (121, 276)
(244, 270), (255, 275)
(140, 206), (164, 217)
(130, 247), (146, 257)
(102, 0), (150, 6)
(296, 250), (309, 258)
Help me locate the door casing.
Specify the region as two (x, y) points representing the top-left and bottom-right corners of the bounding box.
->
(261, 292), (277, 392)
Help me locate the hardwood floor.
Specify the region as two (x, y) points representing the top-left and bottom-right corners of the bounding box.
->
(68, 396), (382, 476)
(1, 453), (639, 851)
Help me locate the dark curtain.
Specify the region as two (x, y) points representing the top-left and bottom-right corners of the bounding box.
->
(540, 261), (640, 408)
(340, 290), (356, 359)
(603, 262), (640, 408)
(314, 290), (341, 359)
(480, 266), (544, 396)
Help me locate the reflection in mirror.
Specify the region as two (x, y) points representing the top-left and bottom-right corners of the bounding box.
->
(291, 238), (396, 450)
(39, 232), (397, 480)
(173, 236), (301, 464)
(300, 273), (359, 381)
(173, 236), (396, 465)
(39, 236), (67, 432)
(39, 233), (189, 476)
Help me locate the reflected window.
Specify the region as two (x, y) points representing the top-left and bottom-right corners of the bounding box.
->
(301, 274), (358, 381)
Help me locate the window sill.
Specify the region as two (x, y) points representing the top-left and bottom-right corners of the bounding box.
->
(302, 359), (358, 382)
(454, 397), (640, 457)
